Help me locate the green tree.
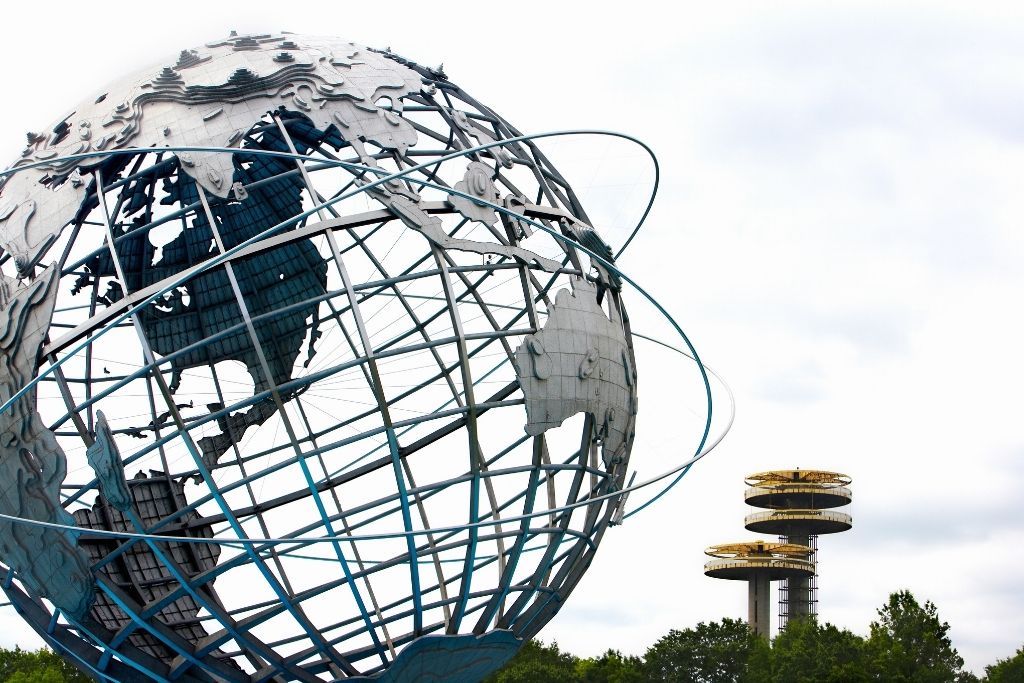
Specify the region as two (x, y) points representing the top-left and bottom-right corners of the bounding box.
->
(643, 617), (763, 682)
(0, 647), (91, 682)
(485, 639), (580, 683)
(576, 649), (645, 683)
(740, 635), (772, 683)
(866, 590), (972, 682)
(770, 617), (868, 682)
(985, 645), (1024, 682)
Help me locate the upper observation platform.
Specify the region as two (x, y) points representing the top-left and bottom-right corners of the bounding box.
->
(744, 469), (852, 510)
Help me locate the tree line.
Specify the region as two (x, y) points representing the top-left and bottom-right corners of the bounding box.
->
(486, 591), (1024, 682)
(1, 590), (1021, 681)
(0, 647), (90, 683)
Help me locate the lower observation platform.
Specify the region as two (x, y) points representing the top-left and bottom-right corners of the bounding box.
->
(703, 541), (814, 581)
(704, 540), (814, 637)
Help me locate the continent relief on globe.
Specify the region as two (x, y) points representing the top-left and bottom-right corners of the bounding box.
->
(0, 266), (93, 618)
(515, 277), (638, 470)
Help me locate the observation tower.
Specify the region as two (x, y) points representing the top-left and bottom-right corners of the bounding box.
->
(703, 541), (814, 638)
(743, 470), (853, 628)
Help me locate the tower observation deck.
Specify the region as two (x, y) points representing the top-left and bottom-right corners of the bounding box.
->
(743, 470), (853, 628)
(704, 541), (814, 637)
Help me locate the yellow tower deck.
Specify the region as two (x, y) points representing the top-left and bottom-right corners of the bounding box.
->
(744, 469), (852, 509)
(704, 541), (814, 637)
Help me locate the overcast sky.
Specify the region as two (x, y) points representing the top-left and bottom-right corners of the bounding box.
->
(1, 0), (1023, 675)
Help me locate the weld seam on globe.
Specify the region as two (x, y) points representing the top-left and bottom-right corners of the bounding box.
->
(0, 131), (714, 524)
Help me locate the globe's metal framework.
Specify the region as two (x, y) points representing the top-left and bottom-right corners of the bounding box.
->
(0, 33), (725, 682)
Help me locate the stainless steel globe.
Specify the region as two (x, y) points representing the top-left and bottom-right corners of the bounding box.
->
(0, 32), (652, 682)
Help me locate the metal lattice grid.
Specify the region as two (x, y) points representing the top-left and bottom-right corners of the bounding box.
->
(778, 533), (818, 629)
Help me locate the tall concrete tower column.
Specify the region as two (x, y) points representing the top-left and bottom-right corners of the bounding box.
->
(748, 573), (771, 637)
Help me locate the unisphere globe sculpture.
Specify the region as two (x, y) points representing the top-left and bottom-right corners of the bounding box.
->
(0, 32), (707, 682)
